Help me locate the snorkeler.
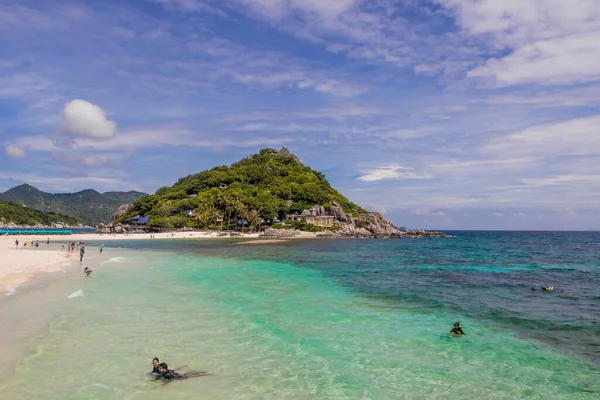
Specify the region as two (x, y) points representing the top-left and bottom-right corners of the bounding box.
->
(156, 362), (209, 382)
(450, 321), (466, 335)
(83, 266), (93, 277)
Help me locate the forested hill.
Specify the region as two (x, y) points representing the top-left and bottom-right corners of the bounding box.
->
(123, 148), (368, 229)
(0, 184), (147, 225)
(0, 200), (81, 227)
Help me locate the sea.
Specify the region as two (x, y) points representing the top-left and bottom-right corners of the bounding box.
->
(1, 231), (599, 399)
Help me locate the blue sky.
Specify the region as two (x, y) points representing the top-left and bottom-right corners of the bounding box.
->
(1, 0), (599, 230)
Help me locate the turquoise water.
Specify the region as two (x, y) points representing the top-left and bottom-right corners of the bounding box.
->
(1, 232), (599, 399)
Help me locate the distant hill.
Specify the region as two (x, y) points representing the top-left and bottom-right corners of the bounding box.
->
(0, 199), (81, 226)
(121, 148), (401, 237)
(0, 184), (147, 225)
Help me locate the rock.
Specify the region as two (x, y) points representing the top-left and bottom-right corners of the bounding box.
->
(276, 147), (303, 165)
(111, 204), (131, 222)
(259, 227), (299, 238)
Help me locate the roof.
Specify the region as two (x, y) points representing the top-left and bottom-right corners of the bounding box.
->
(123, 215), (141, 222)
(136, 216), (150, 225)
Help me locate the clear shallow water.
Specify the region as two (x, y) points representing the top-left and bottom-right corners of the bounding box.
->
(1, 232), (599, 399)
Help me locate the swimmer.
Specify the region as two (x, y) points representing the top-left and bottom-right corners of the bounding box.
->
(543, 286), (554, 291)
(83, 266), (93, 277)
(156, 362), (208, 382)
(450, 321), (466, 335)
(151, 357), (160, 375)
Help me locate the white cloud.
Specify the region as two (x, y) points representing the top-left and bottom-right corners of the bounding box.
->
(439, 0), (600, 86)
(410, 208), (446, 217)
(484, 116), (600, 157)
(357, 165), (432, 182)
(468, 33), (600, 86)
(62, 99), (117, 139)
(5, 144), (26, 158)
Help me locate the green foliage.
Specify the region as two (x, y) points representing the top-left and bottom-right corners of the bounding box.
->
(0, 184), (146, 225)
(0, 200), (81, 226)
(124, 148), (368, 229)
(290, 220), (325, 232)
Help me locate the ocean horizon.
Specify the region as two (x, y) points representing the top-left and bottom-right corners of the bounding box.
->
(1, 231), (599, 399)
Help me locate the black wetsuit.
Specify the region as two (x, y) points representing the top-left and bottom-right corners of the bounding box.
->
(157, 369), (184, 381)
(450, 325), (465, 335)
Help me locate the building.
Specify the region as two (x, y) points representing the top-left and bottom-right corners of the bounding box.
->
(136, 216), (149, 225)
(286, 209), (335, 227)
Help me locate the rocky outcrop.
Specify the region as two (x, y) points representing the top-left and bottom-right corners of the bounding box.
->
(307, 202), (445, 238)
(0, 221), (91, 229)
(96, 222), (140, 234)
(111, 204), (131, 222)
(259, 227), (301, 238)
(276, 147), (303, 165)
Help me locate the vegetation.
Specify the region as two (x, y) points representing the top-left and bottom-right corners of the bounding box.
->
(122, 148), (367, 231)
(0, 200), (81, 226)
(0, 184), (147, 225)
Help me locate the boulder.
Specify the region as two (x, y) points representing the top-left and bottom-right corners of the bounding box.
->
(111, 204), (131, 222)
(259, 227), (299, 238)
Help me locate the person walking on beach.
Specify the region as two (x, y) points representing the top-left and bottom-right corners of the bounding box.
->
(47, 237), (50, 245)
(15, 239), (19, 249)
(79, 245), (85, 262)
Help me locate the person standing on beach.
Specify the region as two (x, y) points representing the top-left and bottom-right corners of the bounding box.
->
(79, 245), (85, 262)
(47, 237), (50, 245)
(15, 239), (19, 249)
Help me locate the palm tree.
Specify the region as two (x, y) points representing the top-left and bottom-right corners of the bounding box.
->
(247, 209), (261, 232)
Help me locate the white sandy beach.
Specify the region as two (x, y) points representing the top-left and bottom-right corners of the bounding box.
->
(0, 231), (316, 294)
(0, 242), (73, 295)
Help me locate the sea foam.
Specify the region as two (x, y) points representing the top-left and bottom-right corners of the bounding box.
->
(67, 289), (84, 299)
(100, 257), (128, 266)
(5, 286), (16, 296)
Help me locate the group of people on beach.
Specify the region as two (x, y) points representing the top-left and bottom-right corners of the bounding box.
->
(14, 238), (50, 248)
(150, 357), (209, 383)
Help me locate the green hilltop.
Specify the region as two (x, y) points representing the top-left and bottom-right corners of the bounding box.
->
(123, 148), (367, 231)
(0, 199), (81, 227)
(0, 184), (147, 225)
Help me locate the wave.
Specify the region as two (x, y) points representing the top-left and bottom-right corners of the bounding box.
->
(67, 289), (84, 299)
(5, 286), (16, 296)
(100, 257), (128, 266)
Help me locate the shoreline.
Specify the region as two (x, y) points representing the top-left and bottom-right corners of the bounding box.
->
(0, 231), (317, 294)
(0, 244), (74, 296)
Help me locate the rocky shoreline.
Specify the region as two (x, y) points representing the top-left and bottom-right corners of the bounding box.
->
(0, 222), (94, 230)
(97, 200), (447, 239)
(259, 227), (446, 239)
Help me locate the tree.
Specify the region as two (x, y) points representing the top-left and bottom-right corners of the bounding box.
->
(247, 209), (261, 232)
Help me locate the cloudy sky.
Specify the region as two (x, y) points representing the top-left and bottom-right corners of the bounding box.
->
(1, 0), (599, 230)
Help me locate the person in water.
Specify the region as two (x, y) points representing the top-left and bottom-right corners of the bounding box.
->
(156, 362), (208, 382)
(83, 266), (93, 277)
(151, 358), (160, 375)
(450, 321), (466, 335)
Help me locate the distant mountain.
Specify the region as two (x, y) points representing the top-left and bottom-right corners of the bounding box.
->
(0, 199), (81, 227)
(0, 184), (147, 225)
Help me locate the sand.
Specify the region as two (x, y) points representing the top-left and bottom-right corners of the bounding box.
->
(0, 230), (317, 294)
(0, 241), (73, 295)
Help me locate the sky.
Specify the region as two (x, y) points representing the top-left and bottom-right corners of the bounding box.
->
(1, 0), (599, 230)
